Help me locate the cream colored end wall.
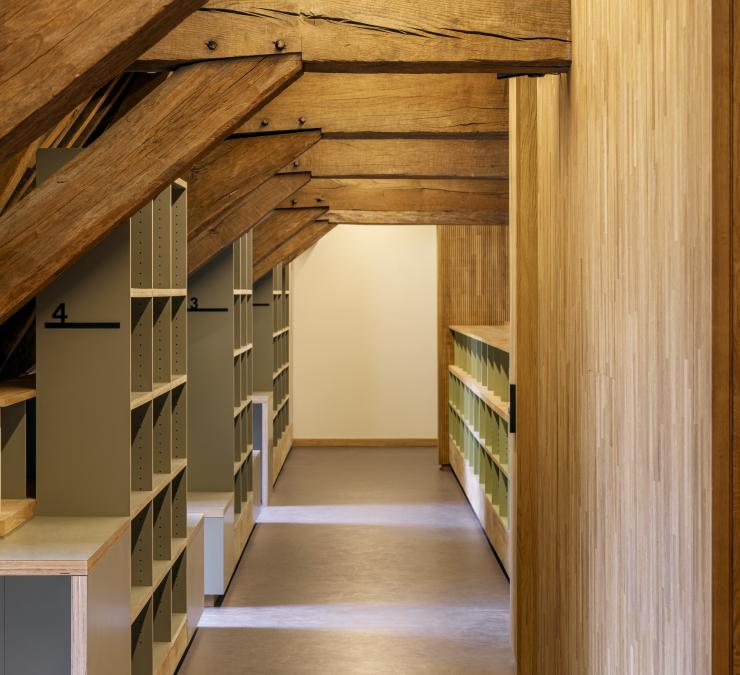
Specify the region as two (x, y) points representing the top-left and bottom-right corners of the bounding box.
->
(290, 225), (437, 440)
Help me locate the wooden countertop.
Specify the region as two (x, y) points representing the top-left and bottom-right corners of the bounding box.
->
(0, 516), (129, 575)
(187, 492), (234, 518)
(450, 324), (510, 353)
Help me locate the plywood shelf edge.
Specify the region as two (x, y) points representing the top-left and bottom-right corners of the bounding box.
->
(0, 375), (36, 407)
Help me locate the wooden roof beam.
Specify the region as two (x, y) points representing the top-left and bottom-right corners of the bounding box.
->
(253, 207), (328, 272)
(189, 172), (311, 274)
(255, 218), (335, 279)
(280, 138), (508, 180)
(0, 0), (206, 162)
(187, 130), (320, 241)
(0, 54), (303, 325)
(324, 211), (506, 226)
(138, 1), (571, 73)
(237, 73), (507, 136)
(280, 178), (507, 225)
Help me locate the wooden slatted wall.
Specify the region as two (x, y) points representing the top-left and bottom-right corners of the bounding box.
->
(513, 0), (713, 671)
(436, 225), (509, 465)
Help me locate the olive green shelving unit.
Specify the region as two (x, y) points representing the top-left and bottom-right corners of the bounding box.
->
(447, 325), (511, 575)
(254, 263), (292, 487)
(187, 231), (256, 598)
(0, 149), (204, 675)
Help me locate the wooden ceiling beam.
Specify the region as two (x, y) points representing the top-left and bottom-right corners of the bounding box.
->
(280, 138), (508, 179)
(0, 0), (206, 162)
(255, 218), (335, 278)
(0, 54), (303, 325)
(138, 1), (571, 73)
(187, 129), (320, 241)
(253, 207), (328, 269)
(237, 73), (507, 136)
(279, 177), (508, 226)
(189, 172), (311, 274)
(279, 178), (507, 212)
(325, 210), (506, 226)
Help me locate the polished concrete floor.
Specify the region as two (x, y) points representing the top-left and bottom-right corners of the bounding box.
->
(178, 446), (515, 674)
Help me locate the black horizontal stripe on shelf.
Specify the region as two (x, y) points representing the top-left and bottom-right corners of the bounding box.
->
(187, 307), (228, 313)
(45, 322), (120, 329)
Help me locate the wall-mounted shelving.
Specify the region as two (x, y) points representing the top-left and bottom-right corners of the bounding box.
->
(187, 231), (256, 598)
(254, 262), (292, 487)
(0, 376), (36, 536)
(447, 325), (511, 575)
(0, 149), (203, 675)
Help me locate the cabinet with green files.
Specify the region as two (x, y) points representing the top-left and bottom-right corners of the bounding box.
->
(448, 325), (511, 573)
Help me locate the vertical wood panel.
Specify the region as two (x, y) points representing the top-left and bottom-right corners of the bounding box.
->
(508, 76), (539, 671)
(712, 0), (733, 671)
(515, 0), (713, 672)
(436, 226), (508, 465)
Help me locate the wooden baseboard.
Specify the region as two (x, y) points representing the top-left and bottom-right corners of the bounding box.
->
(293, 438), (437, 448)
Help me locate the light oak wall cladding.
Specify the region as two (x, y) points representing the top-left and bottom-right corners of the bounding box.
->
(514, 0), (712, 673)
(437, 226), (509, 465)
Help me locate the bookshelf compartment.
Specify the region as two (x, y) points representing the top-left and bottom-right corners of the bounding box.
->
(171, 384), (187, 460)
(246, 295), (253, 345)
(172, 469), (187, 539)
(132, 503), (153, 587)
(240, 408), (249, 456)
(131, 600), (154, 675)
(233, 297), (240, 350)
(131, 202), (153, 290)
(172, 296), (187, 377)
(240, 296), (248, 347)
(152, 573), (172, 643)
(1, 401), (28, 500)
(153, 393), (172, 475)
(171, 183), (187, 290)
(233, 356), (241, 408)
(246, 402), (252, 452)
(153, 298), (172, 385)
(153, 187), (172, 290)
(153, 484), (172, 562)
(132, 298), (153, 395)
(171, 550), (187, 615)
(240, 353), (248, 403)
(131, 403), (153, 492)
(234, 414), (242, 462)
(234, 471), (242, 515)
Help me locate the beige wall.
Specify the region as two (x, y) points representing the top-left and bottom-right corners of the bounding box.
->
(291, 225), (437, 440)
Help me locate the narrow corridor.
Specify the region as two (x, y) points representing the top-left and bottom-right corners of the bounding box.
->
(178, 446), (515, 675)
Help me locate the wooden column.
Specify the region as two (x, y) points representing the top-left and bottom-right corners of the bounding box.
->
(508, 76), (539, 673)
